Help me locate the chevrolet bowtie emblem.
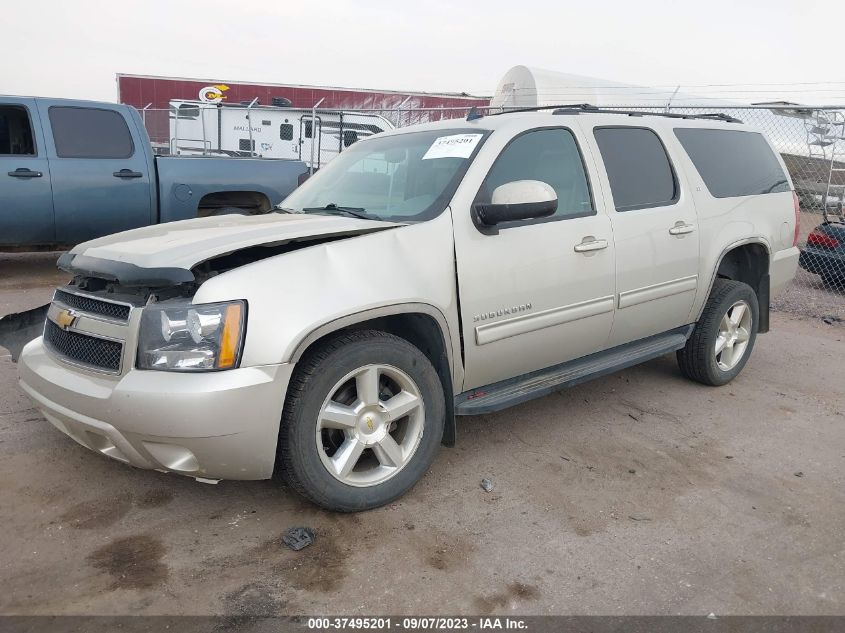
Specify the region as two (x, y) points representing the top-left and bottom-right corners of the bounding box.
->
(366, 416), (374, 431)
(54, 308), (78, 330)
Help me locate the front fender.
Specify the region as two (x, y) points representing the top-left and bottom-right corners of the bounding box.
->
(192, 211), (462, 390)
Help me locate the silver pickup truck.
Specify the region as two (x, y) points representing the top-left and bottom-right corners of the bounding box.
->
(18, 106), (800, 511)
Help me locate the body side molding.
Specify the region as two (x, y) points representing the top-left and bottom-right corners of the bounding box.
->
(474, 295), (614, 345)
(618, 275), (698, 309)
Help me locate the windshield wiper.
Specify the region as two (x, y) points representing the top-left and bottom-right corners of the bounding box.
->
(302, 203), (371, 220)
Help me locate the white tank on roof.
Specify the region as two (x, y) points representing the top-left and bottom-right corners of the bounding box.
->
(490, 65), (712, 109)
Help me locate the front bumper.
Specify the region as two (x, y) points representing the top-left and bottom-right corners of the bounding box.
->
(19, 337), (293, 480)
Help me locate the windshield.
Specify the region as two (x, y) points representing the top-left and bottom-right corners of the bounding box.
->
(281, 128), (488, 222)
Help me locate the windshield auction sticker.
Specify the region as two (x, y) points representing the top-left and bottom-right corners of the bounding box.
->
(422, 133), (483, 160)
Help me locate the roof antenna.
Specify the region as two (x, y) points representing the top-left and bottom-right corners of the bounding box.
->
(466, 106), (484, 121)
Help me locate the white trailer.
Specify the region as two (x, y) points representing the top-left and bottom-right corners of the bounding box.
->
(168, 99), (394, 169)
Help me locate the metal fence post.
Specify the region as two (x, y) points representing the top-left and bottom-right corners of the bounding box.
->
(246, 98), (259, 157)
(172, 104), (179, 155)
(310, 97), (325, 174)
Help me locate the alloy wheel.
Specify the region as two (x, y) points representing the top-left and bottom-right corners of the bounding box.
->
(315, 363), (425, 487)
(715, 300), (753, 371)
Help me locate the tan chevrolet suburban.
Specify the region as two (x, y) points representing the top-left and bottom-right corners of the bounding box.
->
(19, 106), (800, 511)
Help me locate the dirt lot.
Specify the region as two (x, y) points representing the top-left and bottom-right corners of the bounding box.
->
(0, 253), (843, 616)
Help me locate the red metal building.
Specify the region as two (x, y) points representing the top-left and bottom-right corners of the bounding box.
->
(117, 74), (489, 111)
(117, 74), (490, 148)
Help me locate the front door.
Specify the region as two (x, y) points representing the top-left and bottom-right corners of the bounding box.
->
(0, 98), (54, 246)
(453, 126), (616, 390)
(36, 100), (154, 245)
(589, 125), (700, 346)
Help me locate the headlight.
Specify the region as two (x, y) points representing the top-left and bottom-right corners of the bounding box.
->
(137, 300), (245, 371)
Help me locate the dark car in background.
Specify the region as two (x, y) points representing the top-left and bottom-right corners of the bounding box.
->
(799, 221), (845, 291)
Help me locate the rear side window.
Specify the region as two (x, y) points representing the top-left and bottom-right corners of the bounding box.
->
(478, 128), (594, 222)
(49, 107), (134, 158)
(594, 127), (678, 211)
(279, 123), (293, 141)
(674, 128), (790, 197)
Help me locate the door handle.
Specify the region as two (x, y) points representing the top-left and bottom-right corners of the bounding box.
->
(574, 238), (609, 253)
(669, 222), (695, 236)
(8, 168), (42, 178)
(113, 169), (143, 179)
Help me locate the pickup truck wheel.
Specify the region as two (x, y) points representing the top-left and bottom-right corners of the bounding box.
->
(677, 279), (759, 386)
(277, 330), (445, 512)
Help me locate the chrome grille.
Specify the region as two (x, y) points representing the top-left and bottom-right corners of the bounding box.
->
(54, 289), (131, 321)
(44, 320), (123, 372)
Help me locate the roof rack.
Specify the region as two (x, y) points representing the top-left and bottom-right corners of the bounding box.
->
(479, 103), (742, 124)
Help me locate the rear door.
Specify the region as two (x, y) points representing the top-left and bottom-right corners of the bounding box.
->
(36, 100), (154, 244)
(588, 124), (700, 346)
(0, 98), (54, 246)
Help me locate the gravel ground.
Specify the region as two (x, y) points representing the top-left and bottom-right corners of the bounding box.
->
(0, 253), (843, 616)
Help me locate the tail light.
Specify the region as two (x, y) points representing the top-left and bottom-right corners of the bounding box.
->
(792, 191), (801, 247)
(807, 228), (839, 249)
(297, 171), (310, 187)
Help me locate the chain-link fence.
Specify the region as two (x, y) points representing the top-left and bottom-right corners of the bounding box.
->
(140, 102), (844, 319)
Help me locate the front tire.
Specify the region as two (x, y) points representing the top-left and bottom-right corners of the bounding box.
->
(277, 330), (445, 512)
(677, 279), (759, 386)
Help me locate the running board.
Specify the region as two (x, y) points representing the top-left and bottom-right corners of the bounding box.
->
(454, 326), (693, 416)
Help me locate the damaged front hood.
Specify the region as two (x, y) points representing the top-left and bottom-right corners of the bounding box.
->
(58, 213), (399, 286)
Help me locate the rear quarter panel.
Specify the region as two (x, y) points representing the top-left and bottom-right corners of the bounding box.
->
(667, 124), (796, 319)
(155, 156), (306, 222)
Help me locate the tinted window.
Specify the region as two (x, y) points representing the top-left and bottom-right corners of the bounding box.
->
(675, 128), (790, 197)
(49, 107), (134, 159)
(280, 123), (293, 141)
(594, 127), (678, 211)
(478, 128), (593, 221)
(175, 104), (200, 119)
(343, 130), (359, 147)
(0, 106), (35, 155)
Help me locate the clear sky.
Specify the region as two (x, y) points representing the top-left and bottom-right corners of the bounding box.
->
(4, 0), (844, 105)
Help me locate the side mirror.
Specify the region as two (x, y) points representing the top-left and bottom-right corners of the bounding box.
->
(473, 180), (557, 230)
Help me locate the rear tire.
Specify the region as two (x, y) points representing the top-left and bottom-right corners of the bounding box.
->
(677, 279), (759, 386)
(277, 330), (445, 512)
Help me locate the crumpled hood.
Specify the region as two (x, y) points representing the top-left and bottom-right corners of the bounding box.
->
(58, 213), (399, 286)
